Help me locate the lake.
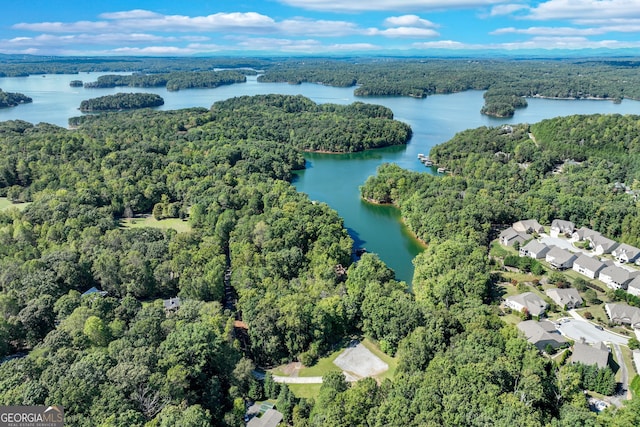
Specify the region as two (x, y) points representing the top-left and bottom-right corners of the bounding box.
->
(2, 72), (640, 283)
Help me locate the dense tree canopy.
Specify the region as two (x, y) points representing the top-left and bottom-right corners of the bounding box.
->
(0, 88), (32, 108)
(79, 93), (164, 112)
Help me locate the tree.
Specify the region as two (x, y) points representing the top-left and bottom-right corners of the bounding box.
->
(83, 315), (110, 346)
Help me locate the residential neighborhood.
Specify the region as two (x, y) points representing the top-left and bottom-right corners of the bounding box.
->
(497, 218), (640, 407)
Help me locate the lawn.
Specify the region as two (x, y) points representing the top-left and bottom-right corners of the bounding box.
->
(631, 375), (640, 397)
(0, 197), (30, 212)
(120, 215), (192, 233)
(286, 384), (322, 400)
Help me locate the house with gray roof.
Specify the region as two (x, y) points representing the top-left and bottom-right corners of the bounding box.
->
(571, 227), (600, 242)
(599, 265), (639, 290)
(545, 288), (583, 310)
(612, 243), (640, 263)
(499, 227), (530, 247)
(627, 276), (640, 297)
(572, 254), (607, 279)
(519, 240), (550, 259)
(605, 303), (640, 329)
(517, 320), (568, 351)
(81, 286), (108, 297)
(545, 246), (577, 270)
(550, 219), (575, 238)
(505, 292), (548, 317)
(513, 219), (545, 234)
(588, 234), (619, 255)
(571, 339), (610, 369)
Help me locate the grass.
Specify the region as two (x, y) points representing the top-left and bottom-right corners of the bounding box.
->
(287, 383), (322, 400)
(0, 197), (30, 212)
(274, 337), (398, 400)
(120, 215), (192, 233)
(631, 375), (640, 397)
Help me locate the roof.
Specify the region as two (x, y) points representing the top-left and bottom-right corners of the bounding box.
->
(571, 340), (610, 369)
(588, 234), (618, 252)
(517, 320), (568, 350)
(599, 265), (638, 285)
(513, 219), (544, 233)
(628, 276), (640, 292)
(545, 288), (583, 307)
(521, 240), (549, 254)
(247, 408), (283, 427)
(573, 254), (606, 272)
(605, 303), (640, 327)
(546, 246), (577, 265)
(506, 292), (548, 317)
(81, 286), (108, 297)
(573, 227), (599, 240)
(163, 297), (181, 310)
(551, 219), (575, 233)
(612, 243), (640, 260)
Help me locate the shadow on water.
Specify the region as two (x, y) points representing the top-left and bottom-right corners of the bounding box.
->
(346, 226), (367, 250)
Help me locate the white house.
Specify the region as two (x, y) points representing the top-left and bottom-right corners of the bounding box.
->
(571, 227), (599, 242)
(572, 254), (606, 279)
(628, 276), (640, 297)
(499, 227), (530, 247)
(545, 246), (577, 270)
(599, 265), (639, 290)
(519, 240), (550, 259)
(550, 219), (575, 238)
(588, 234), (618, 255)
(505, 292), (548, 317)
(612, 243), (640, 263)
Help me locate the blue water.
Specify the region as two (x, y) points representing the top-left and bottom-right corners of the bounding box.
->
(2, 73), (640, 283)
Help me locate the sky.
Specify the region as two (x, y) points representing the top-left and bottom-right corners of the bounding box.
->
(2, 0), (640, 56)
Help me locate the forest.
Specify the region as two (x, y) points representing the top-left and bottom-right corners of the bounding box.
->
(0, 88), (32, 108)
(83, 70), (249, 91)
(79, 93), (165, 112)
(1, 56), (640, 425)
(0, 94), (415, 426)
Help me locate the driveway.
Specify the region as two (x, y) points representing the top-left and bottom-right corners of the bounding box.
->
(556, 318), (629, 346)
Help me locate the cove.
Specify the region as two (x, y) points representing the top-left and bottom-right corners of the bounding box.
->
(3, 73), (640, 283)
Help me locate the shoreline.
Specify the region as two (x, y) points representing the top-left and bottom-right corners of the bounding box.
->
(361, 197), (428, 249)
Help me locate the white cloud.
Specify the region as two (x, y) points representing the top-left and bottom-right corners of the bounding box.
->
(6, 33), (194, 47)
(279, 18), (362, 36)
(278, 0), (509, 12)
(489, 4), (529, 16)
(112, 46), (196, 54)
(412, 40), (468, 48)
(383, 15), (438, 28)
(99, 10), (162, 20)
(526, 0), (640, 21)
(412, 36), (640, 50)
(372, 27), (440, 37)
(491, 26), (604, 36)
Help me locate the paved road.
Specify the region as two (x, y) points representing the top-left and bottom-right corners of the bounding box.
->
(557, 318), (629, 346)
(609, 344), (630, 407)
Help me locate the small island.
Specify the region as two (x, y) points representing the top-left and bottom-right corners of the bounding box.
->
(0, 89), (32, 108)
(79, 92), (164, 112)
(69, 80), (83, 87)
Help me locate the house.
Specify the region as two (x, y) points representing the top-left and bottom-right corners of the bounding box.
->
(81, 286), (108, 297)
(572, 254), (607, 279)
(517, 320), (568, 351)
(505, 292), (548, 317)
(571, 339), (610, 369)
(545, 246), (577, 270)
(499, 227), (531, 247)
(605, 303), (640, 329)
(519, 240), (550, 259)
(571, 227), (600, 242)
(545, 288), (583, 309)
(627, 276), (640, 297)
(513, 219), (545, 234)
(612, 243), (640, 263)
(588, 234), (618, 255)
(163, 297), (181, 311)
(550, 219), (575, 238)
(599, 265), (639, 290)
(247, 409), (284, 427)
